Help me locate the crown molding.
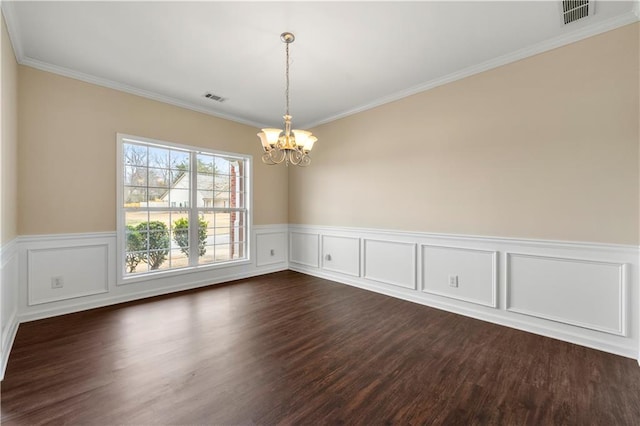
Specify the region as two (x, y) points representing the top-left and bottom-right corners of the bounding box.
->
(2, 0), (266, 129)
(1, 0), (23, 62)
(302, 10), (640, 129)
(19, 57), (267, 128)
(3, 1), (639, 131)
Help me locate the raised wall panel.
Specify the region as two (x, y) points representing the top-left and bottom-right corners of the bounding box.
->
(1, 244), (18, 337)
(506, 253), (626, 336)
(289, 232), (319, 268)
(421, 245), (497, 308)
(256, 232), (286, 267)
(321, 235), (360, 277)
(363, 239), (416, 289)
(28, 244), (109, 305)
(0, 241), (19, 380)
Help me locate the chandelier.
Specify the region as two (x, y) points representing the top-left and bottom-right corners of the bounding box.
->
(257, 32), (317, 167)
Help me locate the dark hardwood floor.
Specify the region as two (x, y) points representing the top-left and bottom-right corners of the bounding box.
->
(2, 270), (639, 425)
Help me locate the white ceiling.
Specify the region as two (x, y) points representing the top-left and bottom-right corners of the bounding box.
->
(3, 1), (638, 128)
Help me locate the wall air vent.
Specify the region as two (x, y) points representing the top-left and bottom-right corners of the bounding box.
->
(561, 0), (594, 25)
(203, 92), (226, 102)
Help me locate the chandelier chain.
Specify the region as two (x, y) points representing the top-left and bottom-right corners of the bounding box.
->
(285, 41), (290, 116)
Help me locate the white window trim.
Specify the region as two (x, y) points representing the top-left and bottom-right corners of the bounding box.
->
(116, 133), (252, 285)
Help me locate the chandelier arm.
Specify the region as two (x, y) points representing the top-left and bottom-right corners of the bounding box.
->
(298, 155), (311, 167)
(289, 149), (303, 165)
(269, 147), (286, 164)
(261, 152), (276, 165)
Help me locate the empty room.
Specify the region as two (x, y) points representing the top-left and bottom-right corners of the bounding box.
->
(1, 1), (640, 424)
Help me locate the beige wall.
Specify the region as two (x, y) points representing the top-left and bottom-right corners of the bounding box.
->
(18, 67), (288, 235)
(1, 13), (18, 244)
(12, 23), (640, 244)
(289, 23), (640, 245)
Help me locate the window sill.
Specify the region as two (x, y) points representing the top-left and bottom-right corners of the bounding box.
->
(117, 258), (252, 286)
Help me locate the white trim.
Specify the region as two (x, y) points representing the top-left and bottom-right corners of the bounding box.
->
(27, 244), (110, 306)
(302, 12), (640, 128)
(18, 263), (287, 324)
(0, 239), (19, 380)
(2, 1), (637, 130)
(1, 311), (18, 381)
(19, 56), (267, 129)
(288, 224), (638, 254)
(3, 224), (639, 372)
(119, 258), (253, 286)
(362, 238), (417, 290)
(18, 231), (116, 243)
(505, 252), (628, 336)
(254, 224), (289, 231)
(289, 231), (320, 268)
(16, 226), (289, 321)
(0, 239), (17, 268)
(419, 244), (498, 308)
(290, 265), (637, 359)
(288, 224), (639, 360)
(320, 235), (361, 277)
(255, 231), (287, 267)
(0, 1), (23, 63)
(115, 133), (253, 285)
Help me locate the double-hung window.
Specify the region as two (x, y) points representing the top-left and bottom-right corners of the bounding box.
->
(117, 134), (250, 282)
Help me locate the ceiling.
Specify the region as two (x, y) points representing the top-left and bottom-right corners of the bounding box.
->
(3, 1), (638, 129)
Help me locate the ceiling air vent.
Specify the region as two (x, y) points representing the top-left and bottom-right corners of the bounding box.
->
(561, 0), (594, 25)
(203, 92), (226, 103)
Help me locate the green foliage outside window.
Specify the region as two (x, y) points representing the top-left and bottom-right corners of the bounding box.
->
(125, 221), (171, 272)
(125, 225), (145, 273)
(173, 217), (208, 257)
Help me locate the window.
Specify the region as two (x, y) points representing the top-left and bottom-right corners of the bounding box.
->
(117, 134), (250, 281)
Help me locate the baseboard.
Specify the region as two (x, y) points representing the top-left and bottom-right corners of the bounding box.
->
(3, 224), (639, 378)
(0, 310), (18, 380)
(18, 264), (287, 323)
(1, 238), (19, 380)
(288, 224), (639, 360)
(17, 225), (290, 323)
(290, 265), (636, 359)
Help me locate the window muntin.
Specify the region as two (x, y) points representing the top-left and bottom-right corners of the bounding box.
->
(118, 135), (250, 280)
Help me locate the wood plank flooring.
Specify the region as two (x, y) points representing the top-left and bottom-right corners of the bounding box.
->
(2, 270), (640, 425)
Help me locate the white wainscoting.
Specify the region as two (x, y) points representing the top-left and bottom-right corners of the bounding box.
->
(28, 243), (110, 305)
(363, 239), (417, 289)
(288, 225), (639, 360)
(1, 239), (19, 380)
(3, 223), (640, 377)
(16, 225), (288, 323)
(289, 232), (320, 267)
(506, 253), (627, 336)
(256, 231), (287, 267)
(321, 235), (360, 277)
(0, 225), (287, 379)
(421, 245), (498, 308)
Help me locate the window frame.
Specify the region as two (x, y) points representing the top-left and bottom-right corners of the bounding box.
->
(116, 133), (252, 285)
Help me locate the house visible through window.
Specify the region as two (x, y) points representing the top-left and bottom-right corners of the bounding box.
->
(117, 134), (250, 280)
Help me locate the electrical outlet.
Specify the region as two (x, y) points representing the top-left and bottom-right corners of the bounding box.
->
(51, 276), (64, 289)
(448, 275), (458, 288)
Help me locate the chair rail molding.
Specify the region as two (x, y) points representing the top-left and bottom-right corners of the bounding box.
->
(288, 224), (639, 360)
(3, 223), (639, 379)
(15, 225), (289, 323)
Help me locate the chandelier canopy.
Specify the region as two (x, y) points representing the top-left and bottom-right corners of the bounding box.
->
(257, 32), (317, 167)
